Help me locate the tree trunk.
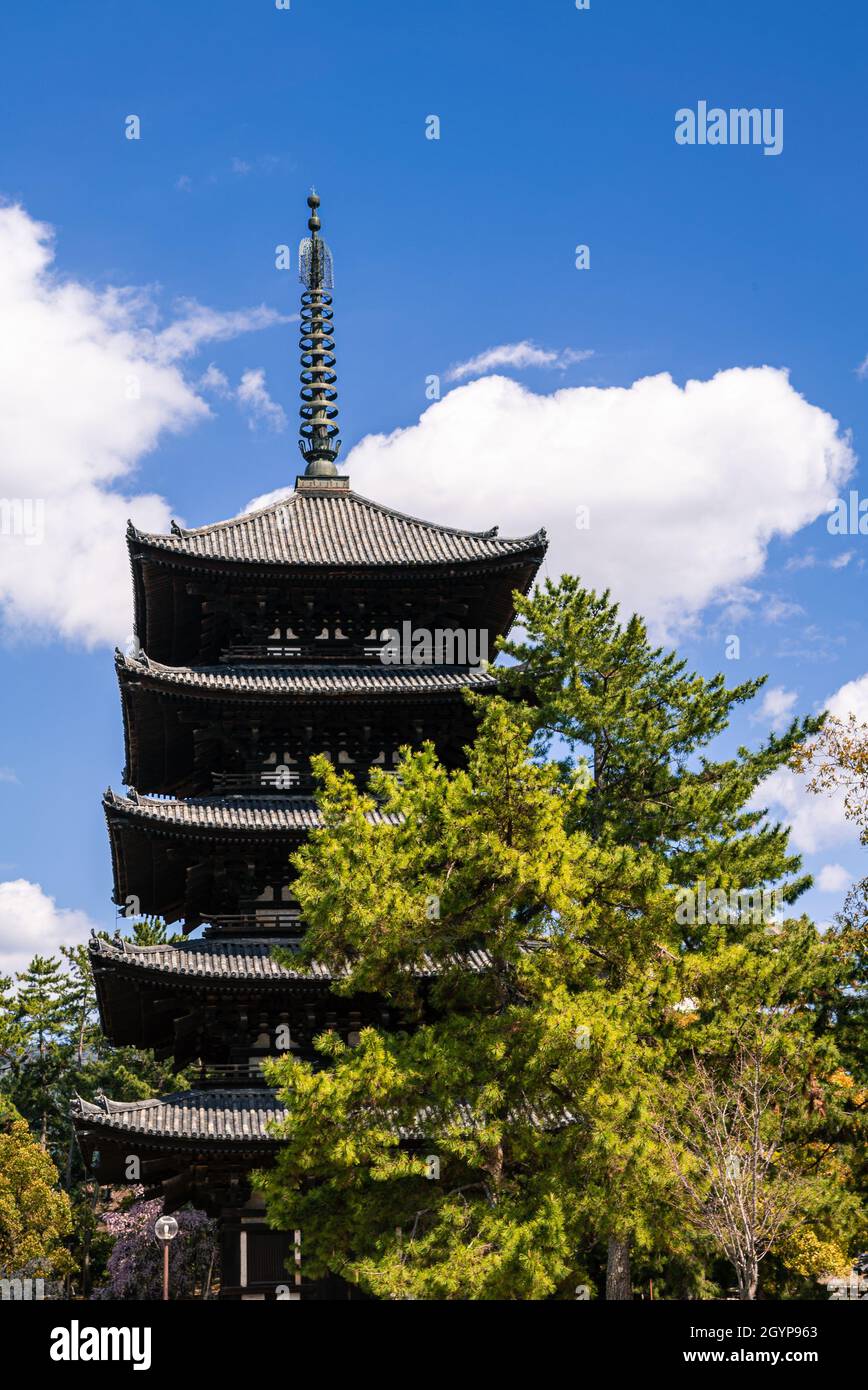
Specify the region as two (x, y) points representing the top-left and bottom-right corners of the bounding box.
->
(738, 1260), (758, 1300)
(65, 1131), (75, 1189)
(606, 1235), (633, 1300)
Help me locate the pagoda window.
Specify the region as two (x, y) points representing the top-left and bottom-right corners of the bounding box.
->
(254, 624), (300, 658)
(370, 749), (401, 769)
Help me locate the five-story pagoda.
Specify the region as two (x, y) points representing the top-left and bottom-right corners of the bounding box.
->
(73, 192), (546, 1300)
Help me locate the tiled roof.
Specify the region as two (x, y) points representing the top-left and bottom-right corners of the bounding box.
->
(116, 651), (498, 698)
(103, 790), (401, 833)
(89, 934), (492, 983)
(71, 1088), (573, 1143)
(71, 1089), (285, 1143)
(129, 484), (546, 568)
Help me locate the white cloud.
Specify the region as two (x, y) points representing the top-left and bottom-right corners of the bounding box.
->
(825, 673), (868, 723)
(753, 673), (868, 854)
(236, 368), (287, 432)
(763, 595), (805, 623)
(147, 299), (288, 365)
(816, 863), (851, 893)
(785, 548), (854, 573)
(199, 363), (287, 432)
(242, 483), (293, 515)
(0, 767), (18, 784)
(197, 363), (231, 396)
(446, 341), (593, 381)
(0, 203), (289, 648)
(785, 551), (818, 571)
(752, 764), (854, 855)
(0, 879), (97, 975)
(753, 685), (798, 732)
(342, 368), (855, 638)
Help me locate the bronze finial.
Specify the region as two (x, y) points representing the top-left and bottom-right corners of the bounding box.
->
(297, 189), (340, 476)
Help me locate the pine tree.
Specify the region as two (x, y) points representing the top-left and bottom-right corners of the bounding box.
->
(13, 955), (71, 1150)
(122, 916), (180, 946)
(260, 700), (680, 1298)
(498, 577), (823, 1293)
(258, 579), (858, 1299)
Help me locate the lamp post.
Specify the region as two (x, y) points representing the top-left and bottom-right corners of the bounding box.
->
(154, 1215), (179, 1301)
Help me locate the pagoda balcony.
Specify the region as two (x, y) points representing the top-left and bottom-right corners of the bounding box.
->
(211, 771), (307, 794)
(221, 641), (302, 661)
(193, 1061), (286, 1087)
(201, 909), (304, 935)
(115, 650), (495, 796)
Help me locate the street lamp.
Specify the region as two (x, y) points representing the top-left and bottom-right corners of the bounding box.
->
(154, 1215), (179, 1301)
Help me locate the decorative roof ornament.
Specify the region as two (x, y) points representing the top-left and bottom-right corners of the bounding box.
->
(297, 189), (341, 477)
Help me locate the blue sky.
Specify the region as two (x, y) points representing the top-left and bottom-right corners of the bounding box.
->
(1, 0), (867, 966)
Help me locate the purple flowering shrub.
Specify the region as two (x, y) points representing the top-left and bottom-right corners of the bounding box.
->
(93, 1195), (219, 1300)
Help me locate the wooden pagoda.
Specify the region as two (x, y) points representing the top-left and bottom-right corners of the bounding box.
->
(72, 192), (546, 1299)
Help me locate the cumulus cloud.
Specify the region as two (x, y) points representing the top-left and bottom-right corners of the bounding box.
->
(447, 341), (593, 381)
(753, 673), (868, 854)
(754, 765), (855, 855)
(0, 203), (289, 648)
(826, 673), (868, 723)
(0, 879), (97, 975)
(342, 369), (855, 638)
(816, 863), (852, 893)
(753, 685), (798, 732)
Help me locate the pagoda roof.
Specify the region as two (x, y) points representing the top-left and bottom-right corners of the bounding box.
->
(72, 1089), (285, 1145)
(89, 933), (492, 984)
(103, 791), (403, 923)
(88, 936), (495, 1053)
(116, 650), (498, 700)
(128, 479), (546, 571)
(103, 789), (399, 835)
(72, 1087), (574, 1146)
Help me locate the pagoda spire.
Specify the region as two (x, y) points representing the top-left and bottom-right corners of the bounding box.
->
(297, 189), (341, 477)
